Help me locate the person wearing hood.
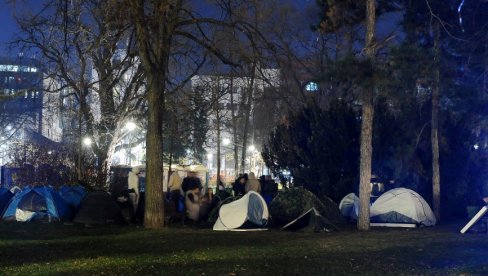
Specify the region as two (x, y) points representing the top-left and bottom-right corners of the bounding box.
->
(245, 172), (261, 193)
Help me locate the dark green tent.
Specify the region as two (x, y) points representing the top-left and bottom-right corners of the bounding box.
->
(74, 191), (124, 225)
(281, 208), (338, 233)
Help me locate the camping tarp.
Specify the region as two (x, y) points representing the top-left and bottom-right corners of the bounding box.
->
(2, 186), (72, 222)
(59, 185), (87, 208)
(74, 191), (124, 225)
(282, 208), (339, 232)
(370, 188), (437, 226)
(213, 191), (268, 231)
(339, 193), (359, 220)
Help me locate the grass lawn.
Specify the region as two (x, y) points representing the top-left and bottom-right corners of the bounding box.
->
(0, 220), (487, 275)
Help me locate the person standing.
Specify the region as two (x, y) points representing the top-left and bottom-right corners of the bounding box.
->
(232, 174), (247, 196)
(182, 171), (203, 221)
(168, 171), (183, 210)
(245, 172), (261, 193)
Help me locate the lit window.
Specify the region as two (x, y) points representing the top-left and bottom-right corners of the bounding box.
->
(0, 64), (37, 72)
(305, 81), (319, 92)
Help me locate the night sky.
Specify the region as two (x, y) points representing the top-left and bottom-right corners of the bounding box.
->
(0, 1), (17, 54)
(0, 0), (314, 56)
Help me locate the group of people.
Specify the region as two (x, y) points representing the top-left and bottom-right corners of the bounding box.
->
(166, 170), (279, 222)
(168, 171), (213, 221)
(232, 173), (278, 204)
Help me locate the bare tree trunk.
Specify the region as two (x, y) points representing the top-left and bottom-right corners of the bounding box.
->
(240, 63), (257, 173)
(357, 0), (376, 231)
(76, 109), (83, 181)
(144, 77), (165, 229)
(216, 88), (222, 186)
(431, 21), (441, 220)
(230, 76), (239, 176)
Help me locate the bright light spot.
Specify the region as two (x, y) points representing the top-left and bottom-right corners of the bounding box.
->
(6, 125), (11, 131)
(48, 151), (52, 155)
(186, 149), (191, 155)
(248, 145), (256, 152)
(207, 153), (213, 160)
(222, 138), (231, 146)
(83, 137), (92, 146)
(305, 81), (319, 92)
(126, 121), (136, 131)
(474, 144), (479, 150)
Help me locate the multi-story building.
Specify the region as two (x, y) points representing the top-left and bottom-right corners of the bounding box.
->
(0, 55), (43, 138)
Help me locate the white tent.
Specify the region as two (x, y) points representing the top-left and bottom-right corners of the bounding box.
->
(213, 191), (269, 231)
(339, 193), (359, 220)
(370, 188), (437, 226)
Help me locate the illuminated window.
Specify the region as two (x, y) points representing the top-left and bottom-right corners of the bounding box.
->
(0, 64), (38, 72)
(305, 81), (319, 92)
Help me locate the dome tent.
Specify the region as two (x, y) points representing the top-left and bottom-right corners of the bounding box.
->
(370, 188), (436, 226)
(282, 207), (339, 233)
(0, 188), (13, 216)
(269, 187), (344, 227)
(213, 191), (269, 231)
(59, 185), (87, 209)
(2, 186), (72, 222)
(74, 191), (124, 225)
(339, 193), (359, 220)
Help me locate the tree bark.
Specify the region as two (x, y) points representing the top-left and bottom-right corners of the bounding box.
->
(230, 76), (239, 176)
(216, 82), (222, 186)
(431, 21), (441, 220)
(240, 63), (257, 173)
(144, 77), (165, 229)
(357, 0), (376, 231)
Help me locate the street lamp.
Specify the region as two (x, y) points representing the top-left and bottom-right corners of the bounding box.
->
(125, 121), (136, 131)
(82, 137), (92, 147)
(222, 138), (231, 146)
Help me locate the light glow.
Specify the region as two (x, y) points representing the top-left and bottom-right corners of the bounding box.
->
(222, 138), (231, 146)
(125, 121), (136, 131)
(82, 137), (92, 146)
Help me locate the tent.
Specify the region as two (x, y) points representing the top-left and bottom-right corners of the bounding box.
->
(0, 188), (13, 215)
(282, 208), (339, 232)
(339, 193), (359, 220)
(59, 185), (87, 208)
(270, 187), (345, 227)
(370, 188), (436, 226)
(2, 186), (72, 222)
(213, 191), (269, 231)
(74, 191), (124, 225)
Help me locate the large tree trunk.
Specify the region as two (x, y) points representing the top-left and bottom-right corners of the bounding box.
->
(357, 0), (376, 231)
(144, 77), (165, 229)
(431, 21), (441, 220)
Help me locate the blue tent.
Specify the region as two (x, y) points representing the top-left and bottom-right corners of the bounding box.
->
(59, 185), (87, 208)
(0, 188), (13, 216)
(2, 186), (72, 222)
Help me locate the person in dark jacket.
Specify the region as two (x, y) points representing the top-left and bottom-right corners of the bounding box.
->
(232, 174), (247, 196)
(181, 172), (202, 193)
